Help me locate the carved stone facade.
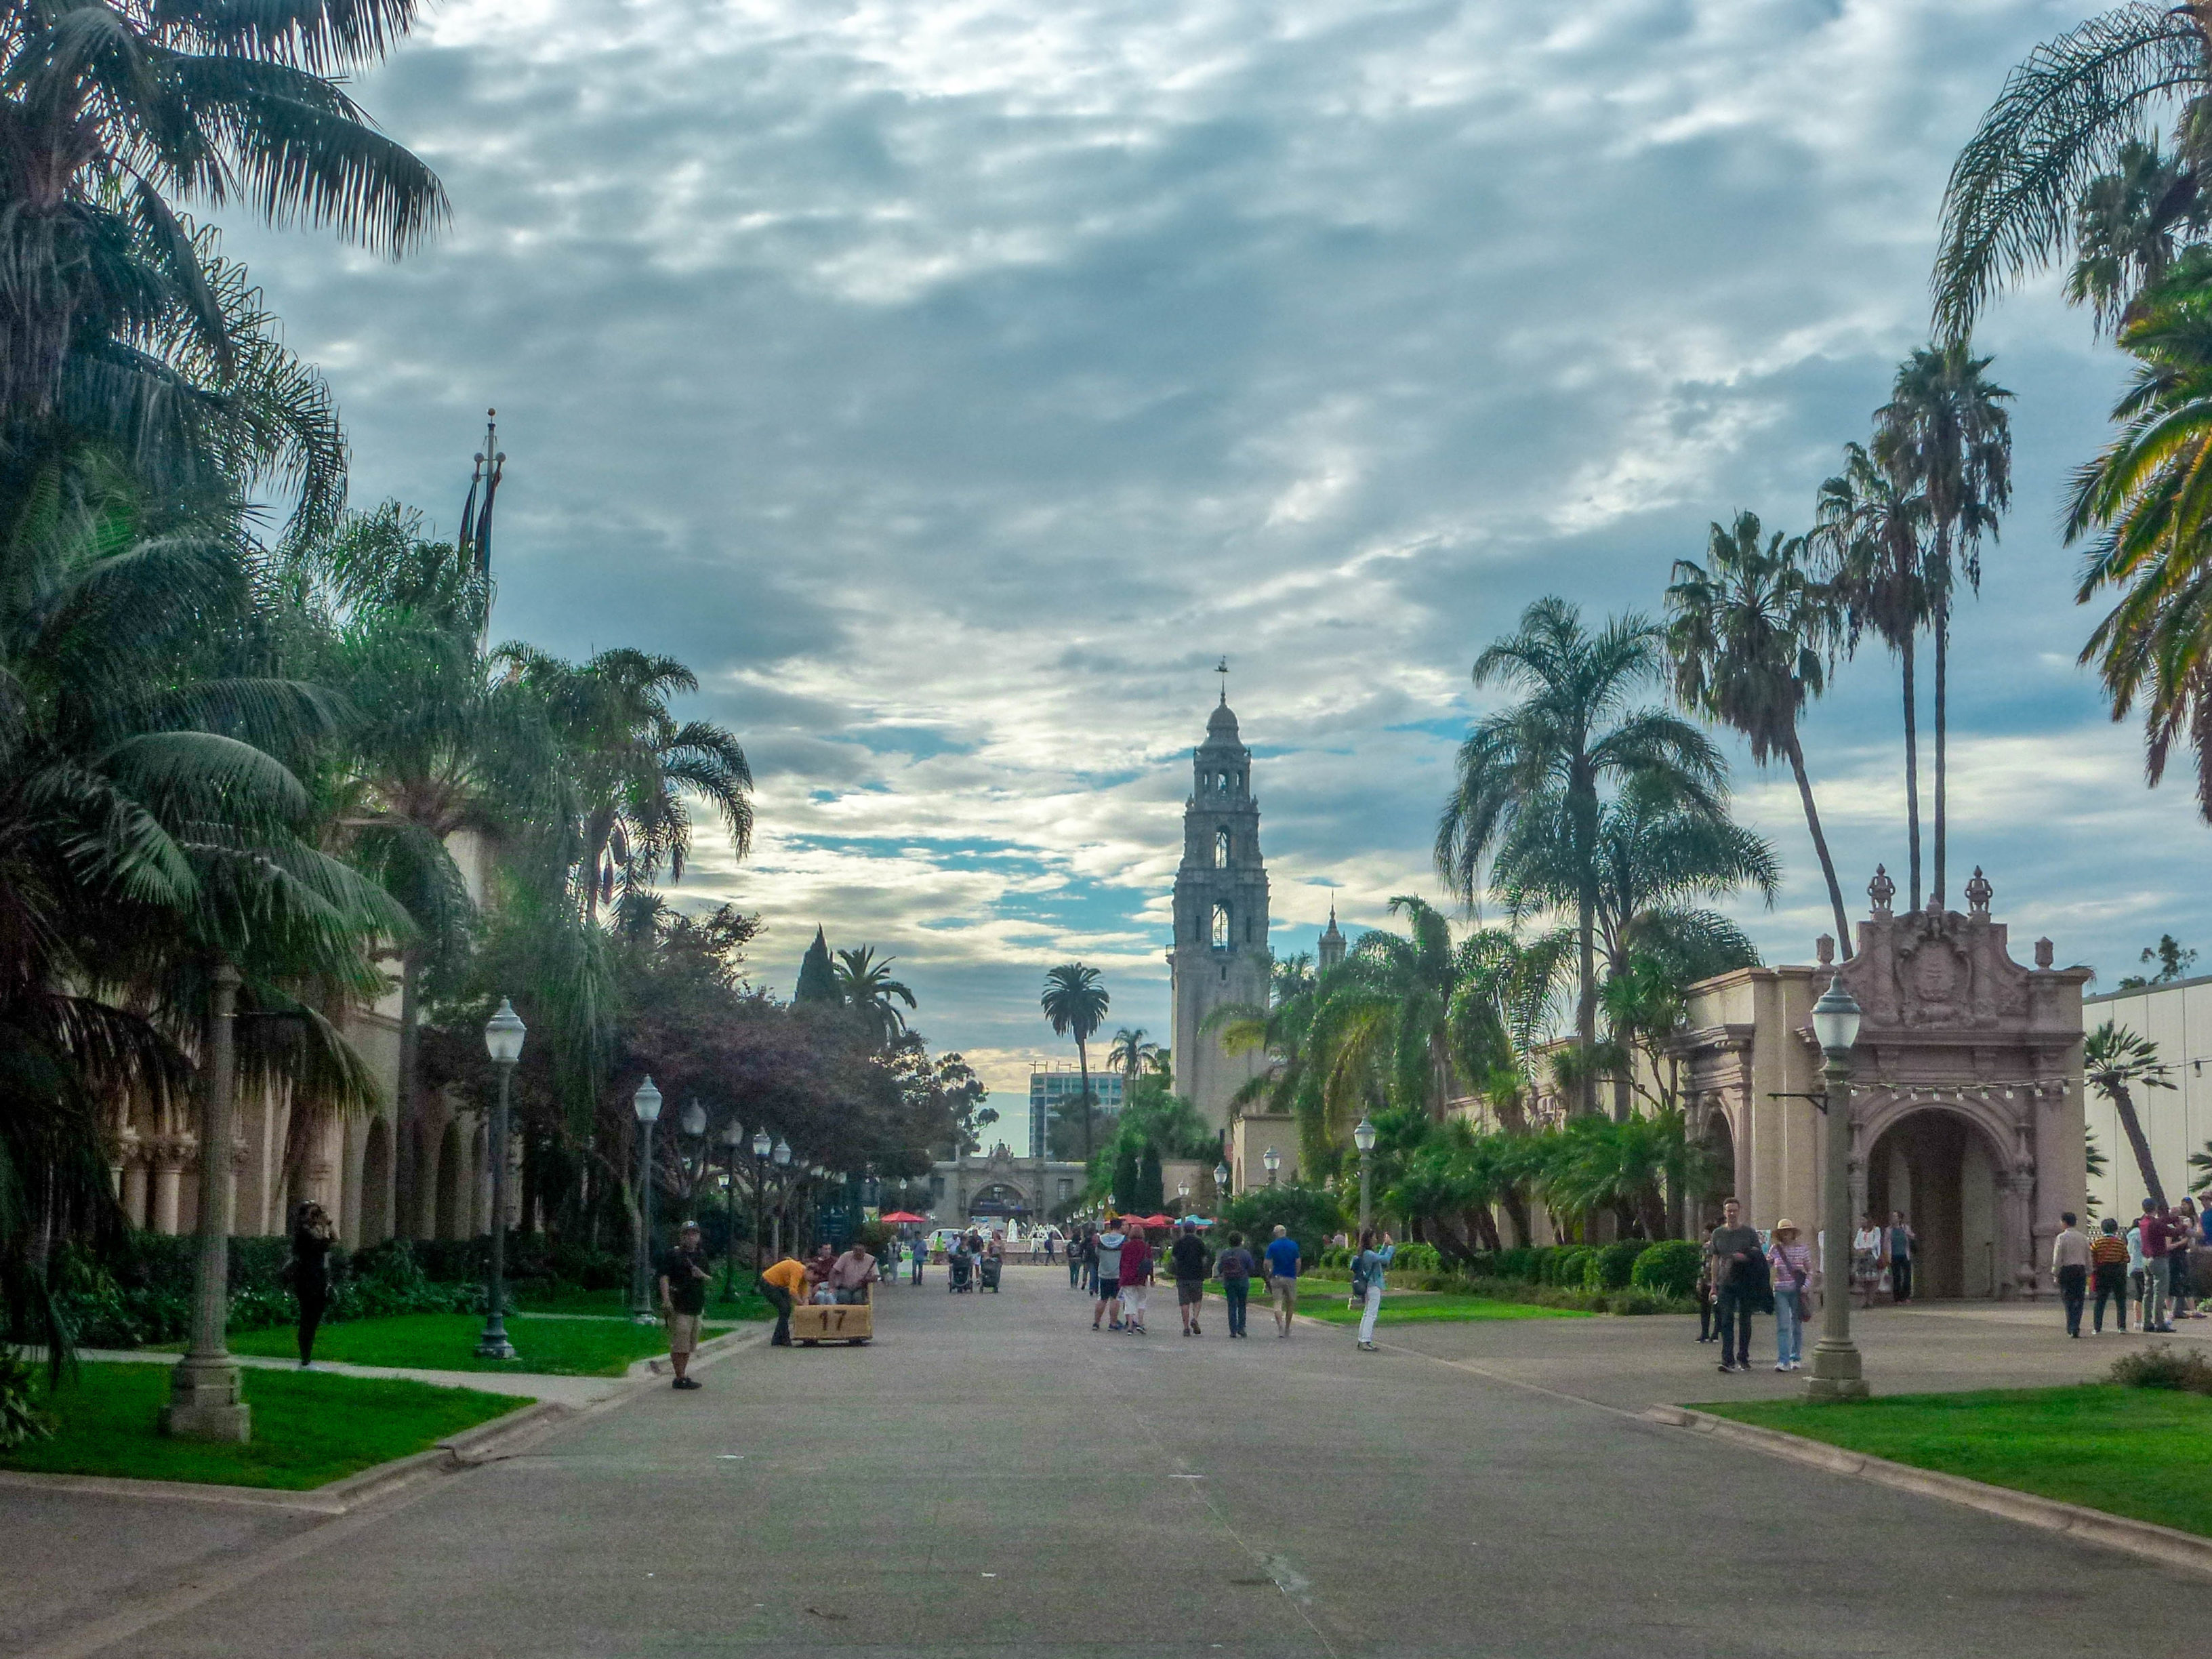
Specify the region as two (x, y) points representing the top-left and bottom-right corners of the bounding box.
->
(927, 1144), (1088, 1224)
(1168, 696), (1272, 1130)
(1671, 875), (2089, 1300)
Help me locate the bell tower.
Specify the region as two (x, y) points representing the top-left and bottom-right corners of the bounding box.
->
(1168, 684), (1271, 1131)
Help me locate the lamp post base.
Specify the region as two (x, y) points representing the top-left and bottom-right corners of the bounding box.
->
(474, 1315), (518, 1361)
(161, 1357), (251, 1442)
(1803, 1339), (1869, 1401)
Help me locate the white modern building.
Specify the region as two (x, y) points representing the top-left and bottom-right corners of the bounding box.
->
(2083, 973), (2212, 1214)
(1027, 1065), (1123, 1158)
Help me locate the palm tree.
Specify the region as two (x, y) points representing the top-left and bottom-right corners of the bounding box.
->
(1040, 963), (1109, 1157)
(834, 947), (917, 1045)
(1932, 4), (2212, 341)
(507, 648), (754, 924)
(1103, 1027), (1159, 1094)
(2069, 255), (2212, 814)
(1666, 510), (1853, 952)
(1875, 346), (2013, 906)
(0, 0), (446, 469)
(1435, 598), (1726, 1113)
(2067, 138), (2206, 333)
(1306, 897), (1462, 1132)
(2085, 1019), (2174, 1207)
(1814, 441), (1932, 907)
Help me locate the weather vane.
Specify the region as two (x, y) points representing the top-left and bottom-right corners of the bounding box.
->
(1216, 656), (1228, 704)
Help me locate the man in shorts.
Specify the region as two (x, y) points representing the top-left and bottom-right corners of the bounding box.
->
(1092, 1217), (1127, 1330)
(1263, 1225), (1300, 1338)
(1170, 1219), (1210, 1336)
(657, 1221), (712, 1389)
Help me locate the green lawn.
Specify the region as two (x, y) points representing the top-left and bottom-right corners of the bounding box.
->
(512, 1282), (773, 1322)
(1276, 1288), (1590, 1325)
(0, 1361), (520, 1490)
(216, 1312), (677, 1376)
(1704, 1387), (2212, 1538)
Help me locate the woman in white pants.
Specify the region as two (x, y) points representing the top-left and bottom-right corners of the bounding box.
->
(1353, 1229), (1395, 1351)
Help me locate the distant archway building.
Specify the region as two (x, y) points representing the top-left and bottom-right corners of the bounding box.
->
(1169, 695), (1272, 1131)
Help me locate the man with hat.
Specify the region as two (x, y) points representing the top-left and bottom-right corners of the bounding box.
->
(1767, 1218), (1812, 1372)
(657, 1221), (713, 1390)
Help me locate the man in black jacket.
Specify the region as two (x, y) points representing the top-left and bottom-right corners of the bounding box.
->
(1170, 1221), (1211, 1337)
(1706, 1198), (1766, 1374)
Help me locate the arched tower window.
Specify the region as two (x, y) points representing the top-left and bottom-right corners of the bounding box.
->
(1212, 902), (1230, 949)
(1214, 827), (1232, 868)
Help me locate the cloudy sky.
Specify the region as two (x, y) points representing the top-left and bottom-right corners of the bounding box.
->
(231, 0), (2212, 1100)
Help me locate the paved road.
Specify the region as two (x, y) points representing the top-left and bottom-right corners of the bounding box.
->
(7, 1266), (2208, 1658)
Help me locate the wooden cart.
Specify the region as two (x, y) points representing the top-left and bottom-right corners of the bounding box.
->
(789, 1300), (873, 1345)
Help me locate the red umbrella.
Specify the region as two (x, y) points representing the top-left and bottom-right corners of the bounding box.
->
(880, 1210), (927, 1223)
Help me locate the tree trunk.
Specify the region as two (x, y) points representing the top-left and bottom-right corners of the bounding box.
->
(1786, 734), (1853, 958)
(393, 949), (421, 1241)
(1933, 598), (1949, 906)
(1574, 772), (1599, 1116)
(1612, 1071), (1631, 1125)
(1902, 638), (1923, 911)
(1077, 1039), (1093, 1158)
(2110, 1082), (2167, 1210)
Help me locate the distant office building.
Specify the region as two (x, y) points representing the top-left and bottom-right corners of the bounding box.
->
(1028, 1065), (1124, 1158)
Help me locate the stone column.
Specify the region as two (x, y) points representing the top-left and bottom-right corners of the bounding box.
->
(162, 962), (251, 1443)
(152, 1147), (185, 1235)
(2007, 1170), (2038, 1303)
(121, 1158), (150, 1231)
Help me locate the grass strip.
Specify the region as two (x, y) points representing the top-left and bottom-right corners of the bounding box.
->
(514, 1283), (775, 1322)
(1282, 1289), (1591, 1325)
(214, 1311), (674, 1376)
(1702, 1386), (2212, 1538)
(0, 1361), (518, 1490)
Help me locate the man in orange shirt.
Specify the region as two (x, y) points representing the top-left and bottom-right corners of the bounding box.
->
(759, 1255), (808, 1347)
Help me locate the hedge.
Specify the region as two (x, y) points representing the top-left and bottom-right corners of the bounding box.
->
(1630, 1240), (1702, 1298)
(1582, 1241), (1645, 1292)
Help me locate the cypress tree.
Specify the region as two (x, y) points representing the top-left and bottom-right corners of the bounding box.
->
(1111, 1144), (1140, 1211)
(795, 926), (839, 1004)
(1136, 1144), (1164, 1214)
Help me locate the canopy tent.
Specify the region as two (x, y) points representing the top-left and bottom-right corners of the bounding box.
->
(880, 1211), (927, 1223)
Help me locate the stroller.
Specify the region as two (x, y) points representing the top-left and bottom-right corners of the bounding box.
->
(980, 1253), (1003, 1293)
(949, 1252), (974, 1293)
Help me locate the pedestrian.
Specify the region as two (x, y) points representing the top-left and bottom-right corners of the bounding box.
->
(829, 1238), (879, 1304)
(1851, 1212), (1884, 1310)
(1119, 1223), (1155, 1334)
(1767, 1219), (1811, 1372)
(658, 1221), (713, 1389)
(1080, 1225), (1099, 1295)
(1887, 1210), (1917, 1304)
(1706, 1197), (1765, 1374)
(1069, 1225), (1086, 1289)
(2142, 1198), (2180, 1332)
(1170, 1220), (1210, 1336)
(2175, 1199), (2201, 1319)
(1214, 1231), (1256, 1338)
(1092, 1216), (1127, 1330)
(2091, 1215), (2130, 1333)
(2051, 1211), (2091, 1338)
(1352, 1228), (1395, 1352)
(2127, 1209), (2148, 1326)
(1263, 1225), (1301, 1338)
(759, 1252), (808, 1347)
(910, 1235), (925, 1286)
(287, 1200), (335, 1370)
(1044, 1233), (1057, 1263)
(1694, 1252), (1718, 1344)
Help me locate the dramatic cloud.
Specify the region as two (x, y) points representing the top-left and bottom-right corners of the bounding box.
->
(227, 0), (2207, 1101)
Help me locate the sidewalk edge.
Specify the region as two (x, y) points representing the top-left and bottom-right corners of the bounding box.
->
(1645, 1405), (2212, 1579)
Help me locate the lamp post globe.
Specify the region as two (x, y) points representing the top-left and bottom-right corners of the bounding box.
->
(1213, 1160), (1229, 1193)
(681, 1097), (707, 1138)
(1262, 1146), (1279, 1188)
(475, 999), (525, 1360)
(1805, 977), (1869, 1400)
(630, 1077), (663, 1324)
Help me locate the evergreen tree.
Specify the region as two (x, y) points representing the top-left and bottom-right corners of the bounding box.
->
(1112, 1145), (1141, 1211)
(795, 927), (840, 1004)
(1137, 1145), (1165, 1214)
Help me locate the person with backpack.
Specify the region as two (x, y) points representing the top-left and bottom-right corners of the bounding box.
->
(1351, 1229), (1395, 1352)
(1092, 1218), (1126, 1331)
(1766, 1219), (1811, 1372)
(1213, 1231), (1257, 1338)
(1118, 1223), (1155, 1334)
(2091, 1215), (2131, 1332)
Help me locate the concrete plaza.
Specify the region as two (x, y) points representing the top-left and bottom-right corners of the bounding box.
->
(3, 1266), (2207, 1658)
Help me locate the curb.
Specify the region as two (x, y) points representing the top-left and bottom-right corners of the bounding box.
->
(0, 1396), (570, 1517)
(1646, 1405), (2212, 1579)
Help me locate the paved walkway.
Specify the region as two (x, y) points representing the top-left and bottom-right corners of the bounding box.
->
(5, 1267), (2209, 1658)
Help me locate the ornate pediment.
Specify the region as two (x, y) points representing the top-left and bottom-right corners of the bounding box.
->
(1839, 874), (2064, 1038)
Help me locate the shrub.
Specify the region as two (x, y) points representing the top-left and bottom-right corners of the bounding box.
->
(1218, 1186), (1347, 1261)
(0, 1351), (52, 1449)
(1546, 1246), (1592, 1287)
(1584, 1241), (1646, 1292)
(2110, 1345), (2212, 1394)
(1391, 1242), (1441, 1275)
(1631, 1240), (1702, 1299)
(1492, 1247), (1543, 1284)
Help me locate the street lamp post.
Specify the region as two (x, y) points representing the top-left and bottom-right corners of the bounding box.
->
(751, 1129), (773, 1275)
(475, 999), (525, 1359)
(1263, 1146), (1279, 1189)
(721, 1120), (745, 1302)
(771, 1137), (792, 1257)
(630, 1077), (663, 1324)
(1353, 1116), (1378, 1237)
(1805, 979), (1869, 1401)
(163, 961), (251, 1442)
(1213, 1160), (1229, 1203)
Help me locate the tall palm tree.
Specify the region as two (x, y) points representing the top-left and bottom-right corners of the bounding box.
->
(834, 946), (916, 1046)
(506, 647), (753, 925)
(0, 0), (446, 468)
(2068, 138), (2206, 333)
(1875, 346), (2013, 906)
(1103, 1027), (1158, 1094)
(2069, 254), (2212, 814)
(1932, 3), (2212, 341)
(1040, 962), (1109, 1157)
(1306, 897), (1461, 1130)
(2085, 1019), (2174, 1207)
(1666, 510), (1853, 952)
(1435, 598), (1725, 1113)
(1814, 441), (1933, 908)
